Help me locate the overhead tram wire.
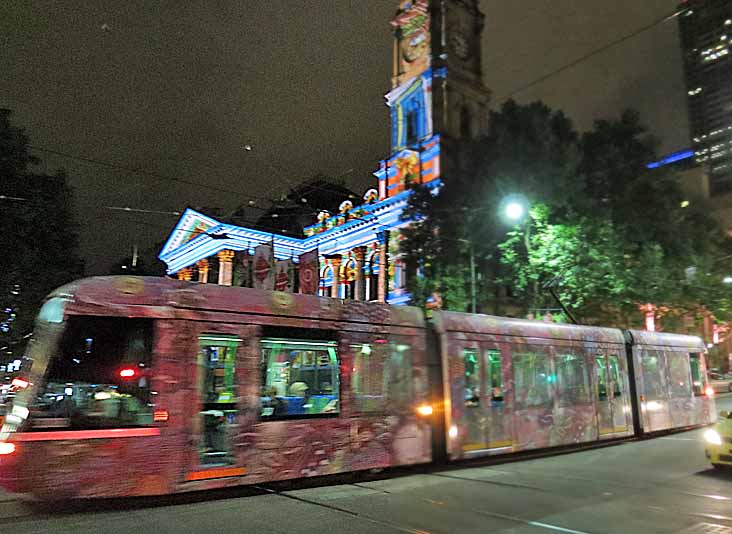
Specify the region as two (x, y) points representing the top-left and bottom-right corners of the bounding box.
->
(27, 145), (274, 208)
(495, 7), (689, 101)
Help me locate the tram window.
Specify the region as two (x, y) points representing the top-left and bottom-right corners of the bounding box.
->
(512, 351), (552, 409)
(464, 349), (480, 407)
(595, 355), (608, 400)
(385, 342), (414, 411)
(608, 355), (623, 398)
(667, 353), (692, 398)
(198, 334), (239, 466)
(690, 353), (704, 396)
(486, 350), (504, 402)
(641, 352), (667, 401)
(32, 316), (154, 430)
(352, 342), (384, 412)
(260, 338), (339, 419)
(556, 354), (590, 407)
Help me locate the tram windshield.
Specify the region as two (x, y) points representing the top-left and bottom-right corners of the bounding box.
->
(28, 313), (155, 430)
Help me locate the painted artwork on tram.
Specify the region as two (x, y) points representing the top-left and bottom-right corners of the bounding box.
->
(628, 329), (714, 434)
(0, 277), (715, 499)
(0, 278), (432, 498)
(434, 312), (635, 460)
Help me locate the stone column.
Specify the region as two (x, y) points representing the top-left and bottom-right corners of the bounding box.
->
(197, 259), (209, 283)
(177, 267), (193, 282)
(377, 232), (388, 303)
(217, 250), (235, 286)
(354, 247), (366, 301)
(327, 256), (342, 298)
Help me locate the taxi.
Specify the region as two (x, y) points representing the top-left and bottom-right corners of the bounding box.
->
(705, 410), (732, 469)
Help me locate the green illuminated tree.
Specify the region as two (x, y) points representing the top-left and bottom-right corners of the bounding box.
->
(402, 101), (731, 327)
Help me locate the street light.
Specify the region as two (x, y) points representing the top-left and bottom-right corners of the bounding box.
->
(499, 194), (529, 225)
(505, 201), (525, 222)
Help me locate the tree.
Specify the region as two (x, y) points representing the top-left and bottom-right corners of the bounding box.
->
(402, 99), (584, 313)
(0, 109), (84, 358)
(401, 100), (731, 327)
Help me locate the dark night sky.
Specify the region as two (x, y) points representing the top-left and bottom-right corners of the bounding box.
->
(1, 1), (688, 275)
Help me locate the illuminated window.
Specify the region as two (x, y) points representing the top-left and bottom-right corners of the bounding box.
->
(689, 353), (705, 396)
(198, 334), (240, 466)
(486, 350), (504, 402)
(406, 109), (419, 145)
(464, 349), (479, 407)
(260, 335), (339, 419)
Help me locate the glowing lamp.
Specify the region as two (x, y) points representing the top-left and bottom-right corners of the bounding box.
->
(0, 442), (16, 455)
(10, 378), (29, 389)
(416, 404), (433, 416)
(705, 386), (715, 397)
(119, 368), (137, 379)
(505, 202), (525, 221)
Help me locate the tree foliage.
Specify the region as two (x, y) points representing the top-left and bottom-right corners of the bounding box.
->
(0, 109), (84, 358)
(402, 100), (731, 327)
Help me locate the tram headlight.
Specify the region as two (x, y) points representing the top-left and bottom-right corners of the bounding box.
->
(0, 442), (16, 455)
(704, 429), (723, 446)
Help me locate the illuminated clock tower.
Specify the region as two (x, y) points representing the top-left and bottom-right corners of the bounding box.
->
(376, 0), (491, 198)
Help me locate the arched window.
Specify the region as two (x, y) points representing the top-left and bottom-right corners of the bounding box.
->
(406, 109), (419, 146)
(366, 252), (379, 301)
(342, 258), (358, 300)
(320, 266), (333, 297)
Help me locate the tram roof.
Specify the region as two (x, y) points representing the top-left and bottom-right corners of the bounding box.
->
(432, 311), (627, 345)
(50, 276), (426, 329)
(625, 329), (706, 351)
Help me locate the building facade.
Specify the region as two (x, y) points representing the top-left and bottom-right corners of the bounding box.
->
(158, 0), (491, 305)
(679, 0), (732, 195)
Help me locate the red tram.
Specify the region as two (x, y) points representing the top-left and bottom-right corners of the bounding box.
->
(0, 277), (716, 499)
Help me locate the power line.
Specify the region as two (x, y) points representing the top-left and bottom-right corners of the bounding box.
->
(496, 7), (687, 101)
(27, 144), (275, 205)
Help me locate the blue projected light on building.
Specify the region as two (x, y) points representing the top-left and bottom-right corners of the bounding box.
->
(646, 149), (695, 169)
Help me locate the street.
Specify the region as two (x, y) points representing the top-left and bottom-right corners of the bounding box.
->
(1, 395), (731, 534)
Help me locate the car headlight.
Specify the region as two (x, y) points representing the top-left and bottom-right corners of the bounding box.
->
(704, 429), (723, 446)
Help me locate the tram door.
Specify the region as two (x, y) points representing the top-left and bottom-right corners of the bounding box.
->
(482, 346), (510, 449)
(460, 345), (510, 453)
(595, 352), (629, 436)
(595, 354), (614, 436)
(461, 347), (484, 451)
(185, 325), (252, 482)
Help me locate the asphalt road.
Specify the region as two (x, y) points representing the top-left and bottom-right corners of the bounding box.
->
(2, 396), (731, 534)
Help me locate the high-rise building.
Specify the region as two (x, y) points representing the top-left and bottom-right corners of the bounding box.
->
(679, 0), (732, 195)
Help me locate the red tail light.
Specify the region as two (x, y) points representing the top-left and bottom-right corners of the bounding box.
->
(10, 378), (29, 389)
(705, 386), (715, 397)
(119, 368), (137, 379)
(0, 442), (16, 455)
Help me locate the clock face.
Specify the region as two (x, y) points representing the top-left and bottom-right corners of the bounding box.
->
(449, 32), (470, 60)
